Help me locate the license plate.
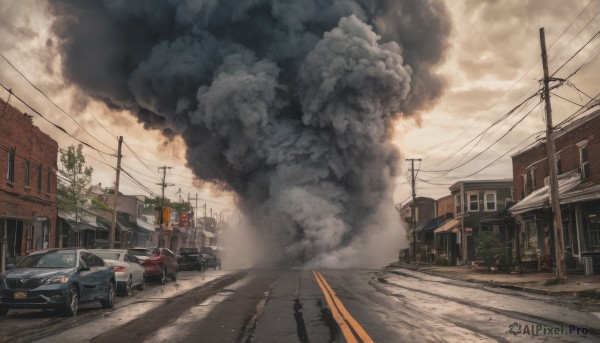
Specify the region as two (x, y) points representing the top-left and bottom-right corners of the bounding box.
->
(14, 291), (27, 300)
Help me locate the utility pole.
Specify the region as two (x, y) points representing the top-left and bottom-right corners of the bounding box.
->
(202, 203), (207, 248)
(192, 194), (198, 246)
(157, 166), (174, 248)
(540, 27), (566, 280)
(110, 136), (123, 248)
(406, 158), (421, 263)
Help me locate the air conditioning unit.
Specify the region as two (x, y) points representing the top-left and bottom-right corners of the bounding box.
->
(505, 198), (514, 207)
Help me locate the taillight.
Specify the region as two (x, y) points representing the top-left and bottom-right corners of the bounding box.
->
(112, 266), (126, 272)
(143, 259), (158, 266)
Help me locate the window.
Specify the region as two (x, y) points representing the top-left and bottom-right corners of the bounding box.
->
(525, 168), (535, 195)
(24, 160), (30, 188)
(556, 155), (562, 175)
(468, 192), (479, 212)
(484, 191), (497, 211)
(454, 194), (461, 214)
(37, 165), (42, 191)
(7, 148), (15, 184)
(580, 144), (590, 180)
(46, 168), (51, 194)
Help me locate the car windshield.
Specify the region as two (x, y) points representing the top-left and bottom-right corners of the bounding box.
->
(94, 252), (121, 261)
(17, 251), (77, 268)
(130, 249), (157, 257)
(179, 248), (197, 254)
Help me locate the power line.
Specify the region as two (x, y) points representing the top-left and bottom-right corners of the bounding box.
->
(0, 82), (115, 156)
(552, 29), (600, 77)
(0, 52), (117, 152)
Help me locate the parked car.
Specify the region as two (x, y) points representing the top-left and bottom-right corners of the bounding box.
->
(129, 247), (178, 284)
(0, 248), (116, 316)
(90, 249), (146, 296)
(177, 247), (204, 271)
(200, 247), (222, 270)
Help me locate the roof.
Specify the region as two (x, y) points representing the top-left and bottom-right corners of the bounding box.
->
(480, 207), (512, 224)
(511, 109), (600, 159)
(509, 171), (581, 215)
(434, 219), (460, 234)
(416, 215), (451, 233)
(449, 179), (513, 192)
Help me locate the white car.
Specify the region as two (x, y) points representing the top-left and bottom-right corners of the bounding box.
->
(91, 249), (146, 296)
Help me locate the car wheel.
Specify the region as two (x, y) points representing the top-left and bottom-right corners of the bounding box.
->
(171, 267), (178, 281)
(160, 268), (166, 285)
(63, 285), (79, 316)
(125, 276), (133, 296)
(101, 281), (116, 309)
(0, 307), (8, 316)
(137, 275), (146, 291)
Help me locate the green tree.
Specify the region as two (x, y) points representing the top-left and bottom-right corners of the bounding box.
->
(57, 144), (94, 247)
(475, 231), (506, 271)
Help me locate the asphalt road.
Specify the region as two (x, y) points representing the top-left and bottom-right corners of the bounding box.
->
(2, 268), (600, 342)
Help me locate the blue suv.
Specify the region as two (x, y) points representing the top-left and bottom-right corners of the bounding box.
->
(0, 249), (116, 316)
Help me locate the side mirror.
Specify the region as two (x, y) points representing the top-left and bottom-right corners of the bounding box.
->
(79, 265), (90, 272)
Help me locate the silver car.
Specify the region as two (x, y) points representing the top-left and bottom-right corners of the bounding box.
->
(90, 249), (145, 296)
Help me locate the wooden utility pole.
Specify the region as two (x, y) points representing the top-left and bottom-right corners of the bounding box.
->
(540, 27), (566, 280)
(406, 158), (421, 263)
(202, 203), (207, 248)
(110, 136), (123, 248)
(157, 166), (173, 248)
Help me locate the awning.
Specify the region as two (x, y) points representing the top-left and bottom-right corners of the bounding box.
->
(135, 218), (155, 232)
(510, 173), (581, 215)
(434, 219), (460, 234)
(59, 213), (107, 232)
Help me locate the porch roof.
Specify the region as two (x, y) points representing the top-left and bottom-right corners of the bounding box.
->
(509, 173), (581, 215)
(416, 215), (450, 233)
(434, 219), (460, 234)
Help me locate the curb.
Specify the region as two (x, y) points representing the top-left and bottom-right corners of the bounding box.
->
(387, 262), (600, 300)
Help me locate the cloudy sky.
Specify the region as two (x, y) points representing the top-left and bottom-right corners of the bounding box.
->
(1, 0), (599, 212)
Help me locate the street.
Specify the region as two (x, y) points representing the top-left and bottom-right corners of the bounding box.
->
(1, 267), (599, 342)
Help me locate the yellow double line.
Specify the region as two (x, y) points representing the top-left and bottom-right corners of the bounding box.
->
(312, 270), (374, 343)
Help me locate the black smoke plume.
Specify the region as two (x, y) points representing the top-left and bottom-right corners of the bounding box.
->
(49, 0), (451, 267)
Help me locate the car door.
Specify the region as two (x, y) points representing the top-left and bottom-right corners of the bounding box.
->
(163, 249), (176, 274)
(124, 252), (144, 285)
(78, 252), (96, 301)
(79, 252), (106, 300)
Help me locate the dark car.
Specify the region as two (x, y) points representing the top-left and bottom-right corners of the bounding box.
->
(177, 247), (204, 271)
(129, 247), (178, 284)
(200, 248), (222, 270)
(0, 249), (116, 316)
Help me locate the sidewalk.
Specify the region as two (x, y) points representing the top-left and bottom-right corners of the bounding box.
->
(388, 261), (600, 299)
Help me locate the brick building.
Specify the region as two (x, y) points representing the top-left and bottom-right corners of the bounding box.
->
(510, 109), (600, 273)
(0, 98), (58, 269)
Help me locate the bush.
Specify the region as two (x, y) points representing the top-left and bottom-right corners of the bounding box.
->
(435, 257), (449, 265)
(475, 231), (506, 271)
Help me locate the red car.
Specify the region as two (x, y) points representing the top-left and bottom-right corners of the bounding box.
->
(129, 248), (178, 284)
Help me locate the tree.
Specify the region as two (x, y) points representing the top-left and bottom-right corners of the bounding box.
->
(57, 144), (94, 247)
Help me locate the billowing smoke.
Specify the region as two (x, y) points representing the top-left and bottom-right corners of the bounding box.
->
(49, 0), (451, 268)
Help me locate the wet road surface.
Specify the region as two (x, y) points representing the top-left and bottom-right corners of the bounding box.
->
(2, 267), (599, 342)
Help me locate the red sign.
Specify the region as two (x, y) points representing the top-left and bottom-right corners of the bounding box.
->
(179, 212), (189, 227)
